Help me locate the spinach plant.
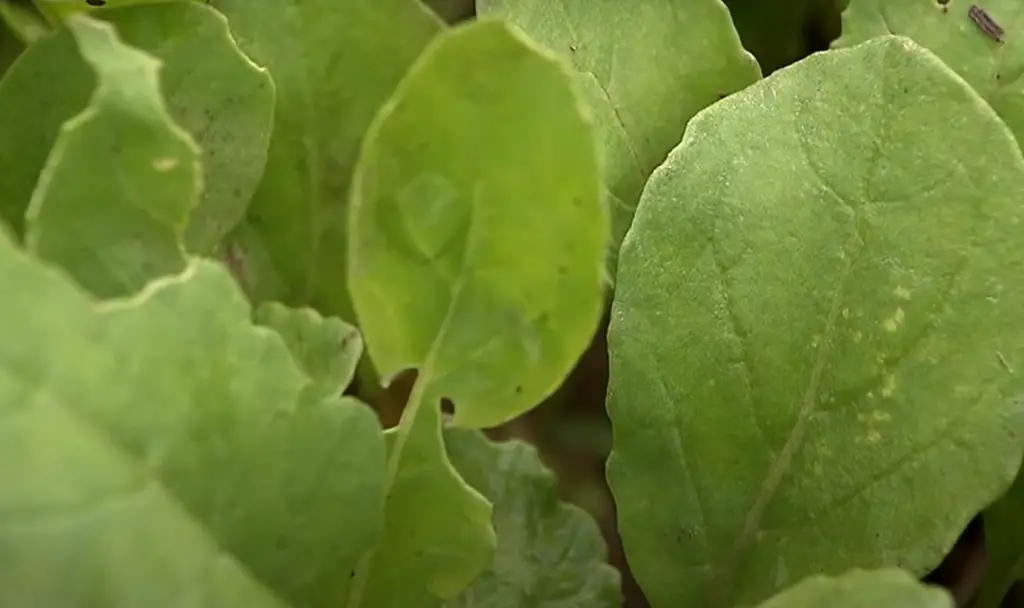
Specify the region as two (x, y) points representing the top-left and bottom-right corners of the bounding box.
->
(1, 0), (1022, 607)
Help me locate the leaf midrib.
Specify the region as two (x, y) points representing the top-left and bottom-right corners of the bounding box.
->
(705, 225), (860, 606)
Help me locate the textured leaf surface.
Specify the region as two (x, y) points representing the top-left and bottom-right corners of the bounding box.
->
(0, 231), (387, 604)
(607, 36), (1024, 608)
(975, 465), (1024, 608)
(0, 3), (273, 253)
(254, 301), (364, 400)
(756, 569), (953, 608)
(211, 0), (441, 318)
(477, 0), (760, 275)
(835, 0), (1024, 143)
(444, 428), (621, 608)
(24, 15), (195, 298)
(347, 19), (606, 606)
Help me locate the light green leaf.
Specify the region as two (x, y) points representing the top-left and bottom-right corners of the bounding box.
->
(444, 428), (622, 608)
(974, 464), (1024, 608)
(0, 2), (274, 254)
(756, 569), (953, 608)
(347, 19), (607, 606)
(607, 35), (1024, 608)
(349, 400), (494, 608)
(476, 0), (760, 276)
(0, 0), (49, 44)
(211, 0), (441, 318)
(25, 15), (195, 297)
(835, 1), (1024, 143)
(0, 228), (387, 604)
(350, 18), (607, 429)
(254, 301), (364, 400)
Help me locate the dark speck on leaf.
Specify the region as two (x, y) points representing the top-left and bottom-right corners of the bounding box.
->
(514, 385), (523, 394)
(86, 0), (106, 5)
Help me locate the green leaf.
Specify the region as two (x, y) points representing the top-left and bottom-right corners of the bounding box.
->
(0, 2), (274, 255)
(607, 35), (1024, 608)
(834, 1), (1024, 143)
(0, 224), (387, 604)
(254, 301), (364, 400)
(31, 0), (170, 24)
(349, 400), (494, 608)
(756, 569), (953, 608)
(444, 428), (622, 608)
(0, 0), (49, 44)
(350, 18), (607, 429)
(974, 464), (1024, 608)
(346, 19), (607, 606)
(211, 0), (441, 318)
(476, 0), (760, 277)
(24, 15), (195, 297)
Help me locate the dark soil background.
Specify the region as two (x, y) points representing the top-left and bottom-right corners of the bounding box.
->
(370, 1), (1019, 607)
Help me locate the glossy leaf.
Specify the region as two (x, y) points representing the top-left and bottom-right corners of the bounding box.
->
(0, 2), (274, 254)
(477, 0), (761, 276)
(347, 19), (606, 606)
(444, 428), (622, 608)
(0, 221), (387, 605)
(254, 301), (364, 400)
(211, 0), (442, 318)
(974, 464), (1024, 608)
(24, 15), (195, 297)
(756, 569), (953, 608)
(608, 36), (1024, 608)
(835, 0), (1024, 143)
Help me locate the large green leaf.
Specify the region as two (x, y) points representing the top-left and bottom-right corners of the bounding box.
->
(756, 569), (953, 608)
(444, 428), (621, 608)
(347, 18), (607, 606)
(0, 2), (273, 254)
(835, 1), (1024, 143)
(607, 36), (1024, 608)
(210, 0), (441, 319)
(0, 214), (387, 604)
(476, 0), (760, 277)
(974, 465), (1024, 608)
(24, 15), (196, 297)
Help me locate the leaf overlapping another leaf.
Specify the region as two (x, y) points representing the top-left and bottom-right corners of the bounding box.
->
(0, 2), (273, 256)
(0, 209), (387, 606)
(608, 35), (1024, 608)
(346, 18), (608, 607)
(836, 0), (1024, 145)
(445, 428), (622, 608)
(24, 13), (198, 298)
(211, 0), (442, 318)
(477, 0), (761, 277)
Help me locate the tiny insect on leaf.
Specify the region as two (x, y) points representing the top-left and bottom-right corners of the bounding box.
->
(968, 4), (1005, 42)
